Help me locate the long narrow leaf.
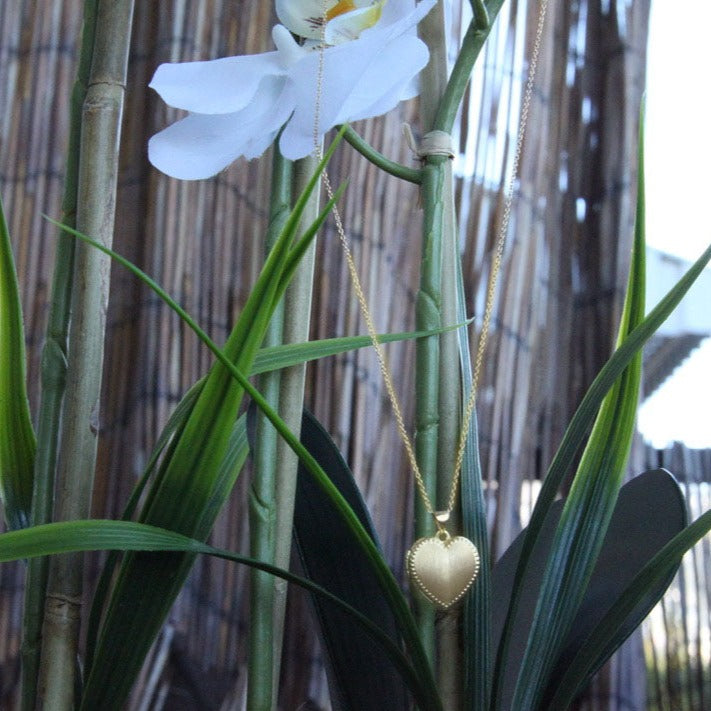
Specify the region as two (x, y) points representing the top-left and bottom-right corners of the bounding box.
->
(84, 376), (205, 670)
(0, 194), (35, 530)
(54, 216), (442, 711)
(0, 519), (432, 710)
(493, 112), (711, 707)
(251, 321), (472, 375)
(74, 136), (346, 710)
(457, 243), (492, 710)
(510, 109), (647, 710)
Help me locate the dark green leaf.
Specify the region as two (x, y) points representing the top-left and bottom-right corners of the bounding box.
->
(456, 243), (491, 710)
(80, 415), (249, 710)
(547, 504), (711, 710)
(491, 470), (686, 710)
(84, 376), (205, 671)
(292, 409), (409, 711)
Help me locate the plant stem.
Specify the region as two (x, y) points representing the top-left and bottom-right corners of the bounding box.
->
(248, 148), (292, 711)
(434, 0), (504, 134)
(20, 2), (99, 709)
(415, 0), (452, 668)
(270, 154), (320, 704)
(37, 2), (134, 708)
(436, 163), (464, 711)
(341, 125), (422, 184)
(419, 3), (506, 706)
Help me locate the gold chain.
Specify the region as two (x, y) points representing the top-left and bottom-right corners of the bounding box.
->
(314, 0), (549, 521)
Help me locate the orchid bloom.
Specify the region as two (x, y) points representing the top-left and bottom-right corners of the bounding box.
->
(148, 0), (436, 179)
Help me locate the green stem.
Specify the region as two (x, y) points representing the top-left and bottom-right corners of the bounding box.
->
(341, 125), (422, 184)
(20, 3), (99, 709)
(434, 0), (506, 134)
(420, 3), (468, 706)
(37, 2), (134, 708)
(269, 155), (320, 704)
(414, 0), (449, 665)
(436, 163), (465, 711)
(248, 148), (292, 711)
(414, 157), (446, 655)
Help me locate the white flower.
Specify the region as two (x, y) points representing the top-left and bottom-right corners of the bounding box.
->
(148, 0), (436, 179)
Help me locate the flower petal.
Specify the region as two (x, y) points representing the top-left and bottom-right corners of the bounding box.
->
(334, 35), (429, 122)
(334, 37), (429, 125)
(362, 0), (436, 39)
(149, 78), (293, 179)
(149, 52), (285, 115)
(279, 2), (433, 161)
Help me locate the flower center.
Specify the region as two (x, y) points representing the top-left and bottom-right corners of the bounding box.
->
(324, 0), (385, 42)
(326, 0), (357, 21)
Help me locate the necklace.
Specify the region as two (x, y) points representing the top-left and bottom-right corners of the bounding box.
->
(313, 0), (548, 609)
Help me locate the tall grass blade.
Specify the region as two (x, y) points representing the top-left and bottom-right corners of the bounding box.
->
(84, 377), (204, 670)
(76, 138), (344, 710)
(0, 194), (36, 531)
(251, 322), (471, 375)
(510, 108), (646, 709)
(492, 111), (711, 709)
(456, 244), (492, 710)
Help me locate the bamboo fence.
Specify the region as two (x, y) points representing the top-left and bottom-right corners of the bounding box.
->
(3, 1), (707, 710)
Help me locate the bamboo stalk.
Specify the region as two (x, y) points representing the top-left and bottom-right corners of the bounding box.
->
(270, 154), (321, 706)
(20, 4), (98, 708)
(248, 147), (292, 711)
(37, 2), (134, 708)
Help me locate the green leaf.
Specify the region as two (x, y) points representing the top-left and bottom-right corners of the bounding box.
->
(73, 135), (346, 710)
(456, 245), (492, 709)
(52, 148), (440, 709)
(81, 415), (249, 709)
(251, 321), (472, 375)
(490, 230), (711, 709)
(491, 470), (686, 711)
(0, 194), (36, 530)
(291, 409), (410, 711)
(84, 376), (205, 671)
(509, 105), (647, 710)
(0, 517), (429, 710)
(491, 107), (711, 709)
(547, 504), (711, 710)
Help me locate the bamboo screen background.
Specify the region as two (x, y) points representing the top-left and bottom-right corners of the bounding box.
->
(1, 1), (707, 709)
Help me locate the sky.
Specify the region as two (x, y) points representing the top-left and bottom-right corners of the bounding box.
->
(637, 0), (711, 448)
